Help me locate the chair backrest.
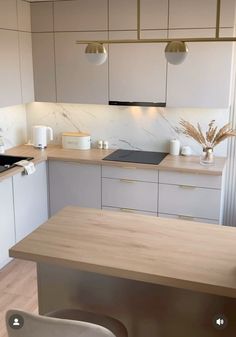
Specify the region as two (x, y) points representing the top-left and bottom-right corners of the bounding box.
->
(6, 310), (116, 337)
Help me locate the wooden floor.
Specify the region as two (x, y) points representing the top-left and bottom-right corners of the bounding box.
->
(0, 259), (38, 337)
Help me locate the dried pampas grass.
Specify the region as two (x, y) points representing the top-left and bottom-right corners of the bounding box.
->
(177, 119), (236, 149)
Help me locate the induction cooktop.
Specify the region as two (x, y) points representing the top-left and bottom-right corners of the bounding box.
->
(103, 149), (168, 165)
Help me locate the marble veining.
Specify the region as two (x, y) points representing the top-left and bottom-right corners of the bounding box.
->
(0, 104), (27, 149)
(26, 102), (229, 156)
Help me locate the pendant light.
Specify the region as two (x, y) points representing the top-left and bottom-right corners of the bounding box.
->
(165, 41), (188, 65)
(85, 43), (107, 65)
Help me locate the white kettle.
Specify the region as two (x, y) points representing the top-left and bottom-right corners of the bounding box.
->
(32, 125), (53, 149)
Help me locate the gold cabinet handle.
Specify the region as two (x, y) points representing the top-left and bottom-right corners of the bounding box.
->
(119, 179), (135, 183)
(179, 185), (196, 190)
(120, 208), (134, 213)
(178, 215), (194, 221)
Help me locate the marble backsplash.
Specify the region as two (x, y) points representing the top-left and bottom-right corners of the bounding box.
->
(0, 104), (27, 150)
(26, 102), (230, 156)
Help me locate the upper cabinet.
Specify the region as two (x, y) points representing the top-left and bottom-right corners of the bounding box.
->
(109, 31), (167, 103)
(0, 0), (34, 108)
(109, 0), (137, 30)
(166, 29), (234, 108)
(54, 0), (108, 31)
(169, 0), (235, 29)
(30, 0), (235, 108)
(0, 30), (22, 107)
(0, 0), (17, 30)
(55, 31), (108, 104)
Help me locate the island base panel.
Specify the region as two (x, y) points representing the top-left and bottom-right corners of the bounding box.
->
(37, 263), (236, 337)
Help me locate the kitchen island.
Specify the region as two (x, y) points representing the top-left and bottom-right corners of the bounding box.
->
(10, 207), (236, 337)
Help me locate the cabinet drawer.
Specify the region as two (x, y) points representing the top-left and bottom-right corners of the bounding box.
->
(159, 184), (221, 220)
(158, 213), (219, 225)
(159, 170), (221, 189)
(103, 206), (157, 216)
(102, 178), (158, 212)
(102, 165), (158, 182)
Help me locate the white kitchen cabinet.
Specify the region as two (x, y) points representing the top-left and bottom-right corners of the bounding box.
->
(19, 32), (35, 103)
(140, 0), (168, 30)
(55, 32), (108, 104)
(102, 165), (158, 214)
(49, 160), (101, 216)
(13, 161), (49, 242)
(166, 29), (233, 108)
(0, 0), (17, 30)
(109, 0), (137, 30)
(159, 183), (221, 220)
(169, 0), (235, 29)
(32, 33), (56, 102)
(0, 178), (15, 269)
(30, 1), (53, 32)
(159, 170), (224, 224)
(54, 0), (107, 31)
(17, 0), (31, 32)
(109, 31), (167, 103)
(0, 30), (22, 108)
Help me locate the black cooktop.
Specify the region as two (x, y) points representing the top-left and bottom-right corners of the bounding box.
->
(103, 149), (168, 165)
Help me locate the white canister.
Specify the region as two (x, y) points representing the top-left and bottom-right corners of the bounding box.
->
(169, 139), (180, 156)
(62, 132), (91, 150)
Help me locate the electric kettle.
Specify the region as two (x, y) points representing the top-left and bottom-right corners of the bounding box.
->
(32, 125), (53, 149)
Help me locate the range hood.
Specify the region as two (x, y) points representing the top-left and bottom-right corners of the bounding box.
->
(109, 101), (166, 107)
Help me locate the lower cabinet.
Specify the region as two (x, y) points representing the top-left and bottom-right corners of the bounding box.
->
(158, 170), (224, 224)
(102, 165), (158, 215)
(13, 161), (49, 242)
(0, 177), (15, 269)
(49, 160), (101, 216)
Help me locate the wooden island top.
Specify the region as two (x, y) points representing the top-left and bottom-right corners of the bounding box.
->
(9, 206), (236, 298)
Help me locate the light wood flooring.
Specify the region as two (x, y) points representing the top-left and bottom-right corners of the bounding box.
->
(0, 259), (38, 337)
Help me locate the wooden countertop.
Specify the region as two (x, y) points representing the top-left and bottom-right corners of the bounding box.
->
(0, 144), (225, 182)
(9, 206), (236, 298)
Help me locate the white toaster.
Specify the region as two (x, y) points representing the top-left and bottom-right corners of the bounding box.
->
(62, 132), (91, 150)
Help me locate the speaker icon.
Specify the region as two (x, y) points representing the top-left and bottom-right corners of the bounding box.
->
(216, 318), (224, 326)
(213, 314), (228, 330)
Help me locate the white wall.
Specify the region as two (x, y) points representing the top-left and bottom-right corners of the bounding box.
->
(26, 102), (229, 156)
(0, 104), (27, 149)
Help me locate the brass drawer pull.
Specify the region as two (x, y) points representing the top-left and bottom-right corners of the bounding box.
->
(120, 208), (134, 213)
(178, 215), (194, 221)
(119, 179), (135, 183)
(179, 185), (196, 190)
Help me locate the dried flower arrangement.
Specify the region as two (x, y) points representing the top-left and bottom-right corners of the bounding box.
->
(176, 119), (236, 165)
(177, 119), (236, 149)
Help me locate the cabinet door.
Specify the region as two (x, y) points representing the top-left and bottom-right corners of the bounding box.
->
(49, 161), (101, 216)
(102, 178), (158, 213)
(0, 0), (17, 30)
(32, 33), (56, 102)
(109, 31), (167, 103)
(54, 0), (107, 31)
(169, 0), (235, 29)
(166, 29), (233, 108)
(19, 32), (34, 103)
(55, 32), (108, 104)
(0, 30), (22, 108)
(0, 178), (15, 269)
(13, 162), (49, 242)
(159, 183), (221, 220)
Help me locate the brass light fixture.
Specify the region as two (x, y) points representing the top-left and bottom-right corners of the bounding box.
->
(85, 43), (107, 65)
(79, 0), (235, 66)
(165, 41), (188, 65)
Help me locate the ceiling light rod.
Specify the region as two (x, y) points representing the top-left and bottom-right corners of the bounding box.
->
(77, 37), (236, 45)
(216, 0), (221, 38)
